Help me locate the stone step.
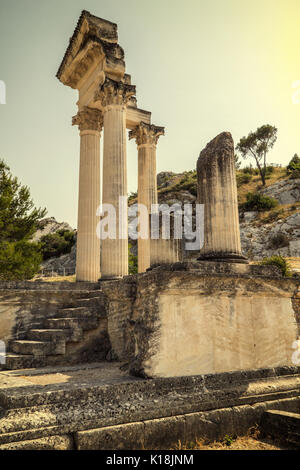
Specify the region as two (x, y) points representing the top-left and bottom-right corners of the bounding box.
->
(82, 291), (103, 298)
(11, 340), (65, 356)
(46, 317), (98, 331)
(4, 354), (48, 370)
(74, 297), (106, 310)
(55, 307), (93, 318)
(27, 328), (82, 343)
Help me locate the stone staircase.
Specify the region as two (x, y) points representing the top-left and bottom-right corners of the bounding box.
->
(3, 291), (108, 370)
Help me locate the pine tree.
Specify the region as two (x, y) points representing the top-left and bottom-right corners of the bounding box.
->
(0, 159), (46, 280)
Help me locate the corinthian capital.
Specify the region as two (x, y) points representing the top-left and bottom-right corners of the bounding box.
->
(94, 77), (136, 108)
(72, 107), (103, 132)
(129, 121), (165, 146)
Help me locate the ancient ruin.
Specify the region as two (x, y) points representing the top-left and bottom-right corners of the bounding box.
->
(0, 11), (299, 450)
(56, 11), (164, 281)
(197, 132), (247, 263)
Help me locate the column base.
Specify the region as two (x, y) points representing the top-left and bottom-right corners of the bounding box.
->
(197, 252), (249, 264)
(99, 275), (123, 282)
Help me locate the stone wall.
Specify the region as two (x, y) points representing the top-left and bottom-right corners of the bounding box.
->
(0, 363), (299, 449)
(122, 262), (300, 378)
(0, 282), (107, 364)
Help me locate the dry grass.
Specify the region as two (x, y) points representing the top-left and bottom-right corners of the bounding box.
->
(237, 167), (287, 205)
(251, 202), (300, 227)
(173, 426), (297, 451)
(287, 257), (300, 272)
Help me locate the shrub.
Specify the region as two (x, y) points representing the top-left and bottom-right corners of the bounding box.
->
(287, 154), (300, 179)
(268, 233), (289, 249)
(265, 165), (274, 174)
(236, 173), (252, 187)
(261, 207), (284, 223)
(259, 255), (292, 277)
(0, 240), (42, 280)
(241, 166), (259, 175)
(128, 243), (138, 274)
(128, 191), (137, 203)
(40, 230), (75, 260)
(242, 192), (278, 211)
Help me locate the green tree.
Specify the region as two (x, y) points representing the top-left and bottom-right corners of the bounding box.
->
(287, 154), (300, 178)
(234, 153), (241, 170)
(128, 242), (138, 274)
(40, 230), (75, 260)
(0, 159), (46, 280)
(236, 125), (278, 185)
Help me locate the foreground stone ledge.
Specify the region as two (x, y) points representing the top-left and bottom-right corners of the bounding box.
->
(0, 434), (74, 450)
(261, 409), (300, 445)
(76, 399), (300, 450)
(0, 281), (100, 291)
(0, 363), (299, 448)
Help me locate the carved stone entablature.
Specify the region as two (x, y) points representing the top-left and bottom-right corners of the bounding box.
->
(94, 78), (136, 108)
(129, 122), (165, 146)
(57, 10), (125, 89)
(72, 106), (103, 132)
(63, 42), (105, 89)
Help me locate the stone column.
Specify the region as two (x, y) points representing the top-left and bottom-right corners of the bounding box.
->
(197, 132), (248, 263)
(95, 78), (136, 279)
(129, 122), (164, 273)
(72, 107), (103, 281)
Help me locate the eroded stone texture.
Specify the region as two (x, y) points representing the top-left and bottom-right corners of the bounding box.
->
(129, 263), (299, 378)
(0, 362), (299, 449)
(197, 132), (247, 263)
(129, 122), (164, 273)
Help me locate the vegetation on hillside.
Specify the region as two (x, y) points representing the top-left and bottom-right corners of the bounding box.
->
(0, 159), (46, 280)
(40, 230), (75, 260)
(287, 154), (300, 179)
(259, 255), (292, 277)
(240, 192), (278, 212)
(236, 124), (278, 186)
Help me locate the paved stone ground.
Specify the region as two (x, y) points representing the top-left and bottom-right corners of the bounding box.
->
(0, 362), (140, 391)
(0, 363), (299, 449)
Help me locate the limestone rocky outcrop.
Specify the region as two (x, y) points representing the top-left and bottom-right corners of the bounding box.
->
(261, 178), (300, 205)
(32, 217), (73, 242)
(240, 212), (300, 260)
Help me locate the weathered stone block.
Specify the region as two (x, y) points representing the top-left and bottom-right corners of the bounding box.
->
(261, 409), (300, 445)
(76, 422), (144, 450)
(144, 416), (185, 449)
(0, 434), (74, 450)
(129, 263), (299, 378)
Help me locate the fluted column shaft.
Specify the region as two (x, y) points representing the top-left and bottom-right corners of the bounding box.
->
(129, 122), (164, 273)
(197, 132), (247, 263)
(95, 78), (136, 279)
(137, 143), (157, 272)
(101, 104), (128, 278)
(73, 107), (103, 282)
(77, 130), (101, 281)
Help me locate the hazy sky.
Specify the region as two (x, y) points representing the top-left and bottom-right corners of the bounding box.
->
(0, 0), (299, 227)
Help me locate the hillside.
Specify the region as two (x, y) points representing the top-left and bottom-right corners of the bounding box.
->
(130, 166), (300, 263)
(38, 167), (300, 276)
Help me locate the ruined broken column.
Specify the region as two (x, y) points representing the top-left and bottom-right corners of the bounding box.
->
(129, 122), (164, 273)
(72, 107), (103, 281)
(197, 132), (247, 263)
(95, 78), (136, 279)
